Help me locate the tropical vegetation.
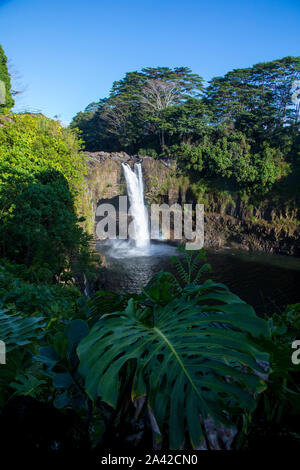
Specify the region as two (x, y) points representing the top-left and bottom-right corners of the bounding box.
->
(0, 44), (299, 454)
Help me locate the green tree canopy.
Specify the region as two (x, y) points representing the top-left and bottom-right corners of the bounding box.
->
(205, 56), (300, 133)
(71, 67), (204, 153)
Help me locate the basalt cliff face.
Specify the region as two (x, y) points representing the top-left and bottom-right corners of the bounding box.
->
(81, 152), (300, 257)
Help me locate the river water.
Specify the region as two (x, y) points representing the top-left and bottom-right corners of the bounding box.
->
(96, 240), (300, 316)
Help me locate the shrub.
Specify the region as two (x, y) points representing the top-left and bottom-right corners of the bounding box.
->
(0, 168), (92, 278)
(0, 115), (98, 279)
(138, 148), (158, 158)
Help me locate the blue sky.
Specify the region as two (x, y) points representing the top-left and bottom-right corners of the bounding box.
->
(0, 0), (299, 123)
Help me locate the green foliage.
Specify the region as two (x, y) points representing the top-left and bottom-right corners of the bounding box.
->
(138, 148), (158, 158)
(252, 145), (290, 190)
(0, 308), (44, 352)
(70, 99), (114, 152)
(171, 142), (205, 172)
(72, 56), (300, 195)
(172, 130), (291, 192)
(169, 246), (212, 288)
(0, 45), (14, 113)
(34, 319), (90, 411)
(253, 304), (300, 424)
(10, 367), (48, 398)
(0, 168), (92, 278)
(0, 114), (100, 278)
(0, 244), (298, 450)
(0, 262), (84, 320)
(0, 257), (93, 407)
(206, 56), (300, 130)
(0, 306), (45, 405)
(0, 114), (85, 193)
(0, 108), (101, 415)
(0, 46), (298, 450)
(71, 67), (204, 153)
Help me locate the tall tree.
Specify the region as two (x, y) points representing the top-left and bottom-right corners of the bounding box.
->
(70, 99), (120, 151)
(72, 66), (204, 152)
(206, 57), (300, 139)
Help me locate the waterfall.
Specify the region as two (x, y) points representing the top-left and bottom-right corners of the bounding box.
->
(122, 162), (150, 249)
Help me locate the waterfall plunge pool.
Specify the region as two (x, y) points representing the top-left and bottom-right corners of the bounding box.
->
(96, 239), (300, 316)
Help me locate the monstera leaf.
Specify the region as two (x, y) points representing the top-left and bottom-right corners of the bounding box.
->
(78, 282), (269, 449)
(0, 308), (45, 405)
(0, 308), (44, 352)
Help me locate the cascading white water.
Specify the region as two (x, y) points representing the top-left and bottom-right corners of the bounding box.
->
(122, 162), (150, 249)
